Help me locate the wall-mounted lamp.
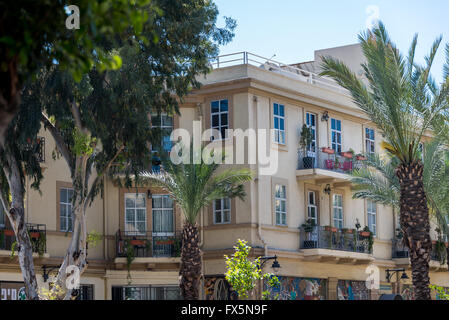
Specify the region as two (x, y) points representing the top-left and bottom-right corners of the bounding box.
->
(321, 111), (329, 122)
(324, 184), (331, 195)
(259, 255), (281, 273)
(386, 268), (409, 283)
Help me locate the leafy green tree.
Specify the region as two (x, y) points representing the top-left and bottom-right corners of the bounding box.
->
(321, 22), (449, 300)
(142, 144), (252, 300)
(0, 96), (43, 300)
(17, 0), (236, 299)
(0, 0), (158, 144)
(430, 285), (449, 300)
(224, 239), (280, 300)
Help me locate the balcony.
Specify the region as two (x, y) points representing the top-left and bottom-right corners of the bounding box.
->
(392, 239), (448, 271)
(296, 149), (364, 184)
(115, 230), (181, 259)
(299, 226), (373, 264)
(0, 223), (47, 255)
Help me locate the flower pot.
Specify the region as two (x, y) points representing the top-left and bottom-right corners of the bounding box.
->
(303, 156), (315, 169)
(130, 240), (145, 246)
(322, 147), (335, 154)
(340, 152), (353, 159)
(30, 232), (40, 239)
(344, 229), (353, 234)
(303, 240), (317, 249)
(156, 240), (174, 245)
(360, 231), (370, 237)
(3, 230), (14, 237)
(356, 155), (367, 161)
(325, 226), (337, 232)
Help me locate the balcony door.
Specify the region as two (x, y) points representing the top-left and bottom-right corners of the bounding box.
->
(307, 191), (318, 225)
(305, 112), (317, 167)
(152, 195), (175, 256)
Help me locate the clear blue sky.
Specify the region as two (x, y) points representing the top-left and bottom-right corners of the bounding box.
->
(214, 0), (449, 83)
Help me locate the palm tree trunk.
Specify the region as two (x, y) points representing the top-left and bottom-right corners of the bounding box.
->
(179, 222), (201, 300)
(396, 161), (432, 300)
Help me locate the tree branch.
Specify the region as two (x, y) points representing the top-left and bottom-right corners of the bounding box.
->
(41, 112), (74, 175)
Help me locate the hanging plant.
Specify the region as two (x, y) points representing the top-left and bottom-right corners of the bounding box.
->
(124, 240), (135, 284)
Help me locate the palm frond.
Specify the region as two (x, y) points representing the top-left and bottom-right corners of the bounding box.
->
(141, 143), (253, 224)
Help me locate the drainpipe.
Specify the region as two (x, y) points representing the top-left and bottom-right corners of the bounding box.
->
(253, 95), (268, 300)
(253, 95), (268, 256)
(196, 102), (206, 300)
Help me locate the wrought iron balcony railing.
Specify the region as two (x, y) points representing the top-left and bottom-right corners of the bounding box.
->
(297, 149), (365, 173)
(392, 238), (447, 262)
(116, 230), (181, 258)
(300, 226), (372, 254)
(0, 223), (46, 254)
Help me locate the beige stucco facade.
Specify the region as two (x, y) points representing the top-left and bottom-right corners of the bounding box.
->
(1, 44), (448, 300)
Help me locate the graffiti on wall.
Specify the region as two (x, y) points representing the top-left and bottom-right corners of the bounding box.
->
(337, 280), (371, 300)
(264, 276), (327, 300)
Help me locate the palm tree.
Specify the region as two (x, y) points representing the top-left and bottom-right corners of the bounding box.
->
(321, 22), (449, 299)
(352, 141), (449, 237)
(142, 144), (253, 300)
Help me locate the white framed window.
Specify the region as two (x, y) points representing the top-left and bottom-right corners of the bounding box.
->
(365, 128), (375, 155)
(213, 198), (231, 224)
(306, 112), (317, 155)
(275, 185), (287, 226)
(60, 188), (74, 232)
(210, 99), (229, 141)
(367, 200), (377, 236)
(152, 195), (174, 234)
(307, 191), (318, 225)
(331, 118), (342, 153)
(125, 193), (147, 234)
(332, 194), (343, 229)
(151, 113), (174, 152)
(273, 103), (285, 144)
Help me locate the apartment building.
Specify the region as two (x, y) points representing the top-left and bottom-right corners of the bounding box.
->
(0, 44), (448, 300)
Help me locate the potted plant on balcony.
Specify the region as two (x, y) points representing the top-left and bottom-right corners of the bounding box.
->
(324, 225), (338, 233)
(301, 219), (317, 248)
(299, 124), (314, 169)
(3, 229), (14, 237)
(359, 226), (373, 253)
(340, 149), (354, 159)
(355, 153), (367, 161)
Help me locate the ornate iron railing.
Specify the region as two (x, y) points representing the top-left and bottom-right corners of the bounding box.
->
(300, 226), (371, 254)
(116, 230), (181, 258)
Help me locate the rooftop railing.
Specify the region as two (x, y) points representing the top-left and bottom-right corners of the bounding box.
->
(210, 52), (349, 95)
(299, 226), (372, 254)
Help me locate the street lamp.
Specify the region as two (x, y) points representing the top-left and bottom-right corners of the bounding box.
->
(259, 255), (281, 273)
(386, 268), (409, 294)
